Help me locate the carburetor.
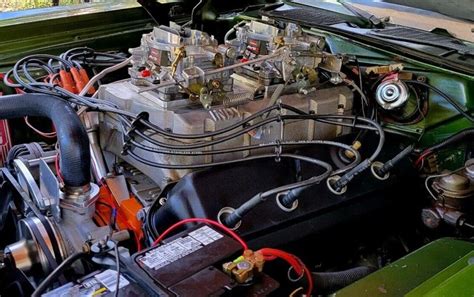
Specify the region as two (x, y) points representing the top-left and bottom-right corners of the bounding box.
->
(129, 23), (237, 109)
(228, 20), (325, 89)
(99, 20), (353, 190)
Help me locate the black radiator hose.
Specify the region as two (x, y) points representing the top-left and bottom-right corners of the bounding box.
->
(0, 94), (90, 187)
(312, 266), (376, 293)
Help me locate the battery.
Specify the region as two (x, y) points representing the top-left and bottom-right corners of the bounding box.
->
(133, 224), (279, 296)
(41, 269), (145, 297)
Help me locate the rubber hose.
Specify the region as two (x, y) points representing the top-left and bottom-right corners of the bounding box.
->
(312, 266), (376, 293)
(0, 94), (90, 187)
(426, 128), (474, 152)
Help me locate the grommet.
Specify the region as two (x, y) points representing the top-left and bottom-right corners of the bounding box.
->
(217, 207), (242, 230)
(371, 161), (390, 180)
(288, 266), (304, 282)
(327, 175), (347, 195)
(276, 192), (298, 212)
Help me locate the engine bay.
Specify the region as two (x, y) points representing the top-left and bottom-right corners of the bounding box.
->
(0, 2), (473, 296)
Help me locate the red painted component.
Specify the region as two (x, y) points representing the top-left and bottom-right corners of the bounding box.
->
(0, 120), (12, 167)
(70, 67), (87, 94)
(59, 70), (77, 94)
(94, 185), (144, 250)
(140, 69), (151, 77)
(79, 68), (96, 95)
(0, 74), (12, 166)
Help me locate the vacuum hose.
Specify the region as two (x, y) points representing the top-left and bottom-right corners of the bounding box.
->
(0, 94), (90, 188)
(424, 128), (474, 152)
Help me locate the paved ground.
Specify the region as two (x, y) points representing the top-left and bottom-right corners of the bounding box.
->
(352, 0), (474, 42)
(380, 0), (473, 22)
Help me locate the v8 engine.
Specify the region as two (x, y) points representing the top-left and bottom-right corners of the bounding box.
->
(99, 21), (353, 189)
(1, 3), (474, 297)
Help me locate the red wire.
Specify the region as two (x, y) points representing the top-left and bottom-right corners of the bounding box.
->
(152, 218), (248, 250)
(54, 153), (64, 184)
(24, 116), (57, 138)
(260, 248), (304, 273)
(415, 150), (432, 168)
(259, 248), (313, 296)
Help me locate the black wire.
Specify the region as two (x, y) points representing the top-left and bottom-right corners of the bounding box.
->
(130, 139), (358, 160)
(132, 104), (376, 150)
(61, 47), (93, 60)
(8, 55), (68, 95)
(128, 112), (384, 173)
(130, 114), (378, 154)
(96, 201), (117, 231)
(354, 58), (373, 120)
(421, 128), (474, 154)
(138, 104), (280, 139)
(404, 80), (474, 123)
(23, 59), (54, 81)
(61, 47), (126, 66)
(133, 116), (278, 150)
(355, 59), (364, 95)
(5, 50), (128, 100)
(221, 155), (333, 227)
(128, 150), (310, 169)
(113, 241), (120, 297)
(142, 140), (361, 238)
(31, 252), (89, 297)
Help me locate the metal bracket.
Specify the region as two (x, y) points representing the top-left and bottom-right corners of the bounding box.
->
(39, 158), (61, 221)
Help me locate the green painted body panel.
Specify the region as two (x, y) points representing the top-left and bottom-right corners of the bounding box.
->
(323, 34), (474, 136)
(317, 32), (474, 168)
(406, 251), (474, 297)
(0, 3), (153, 70)
(334, 238), (474, 297)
